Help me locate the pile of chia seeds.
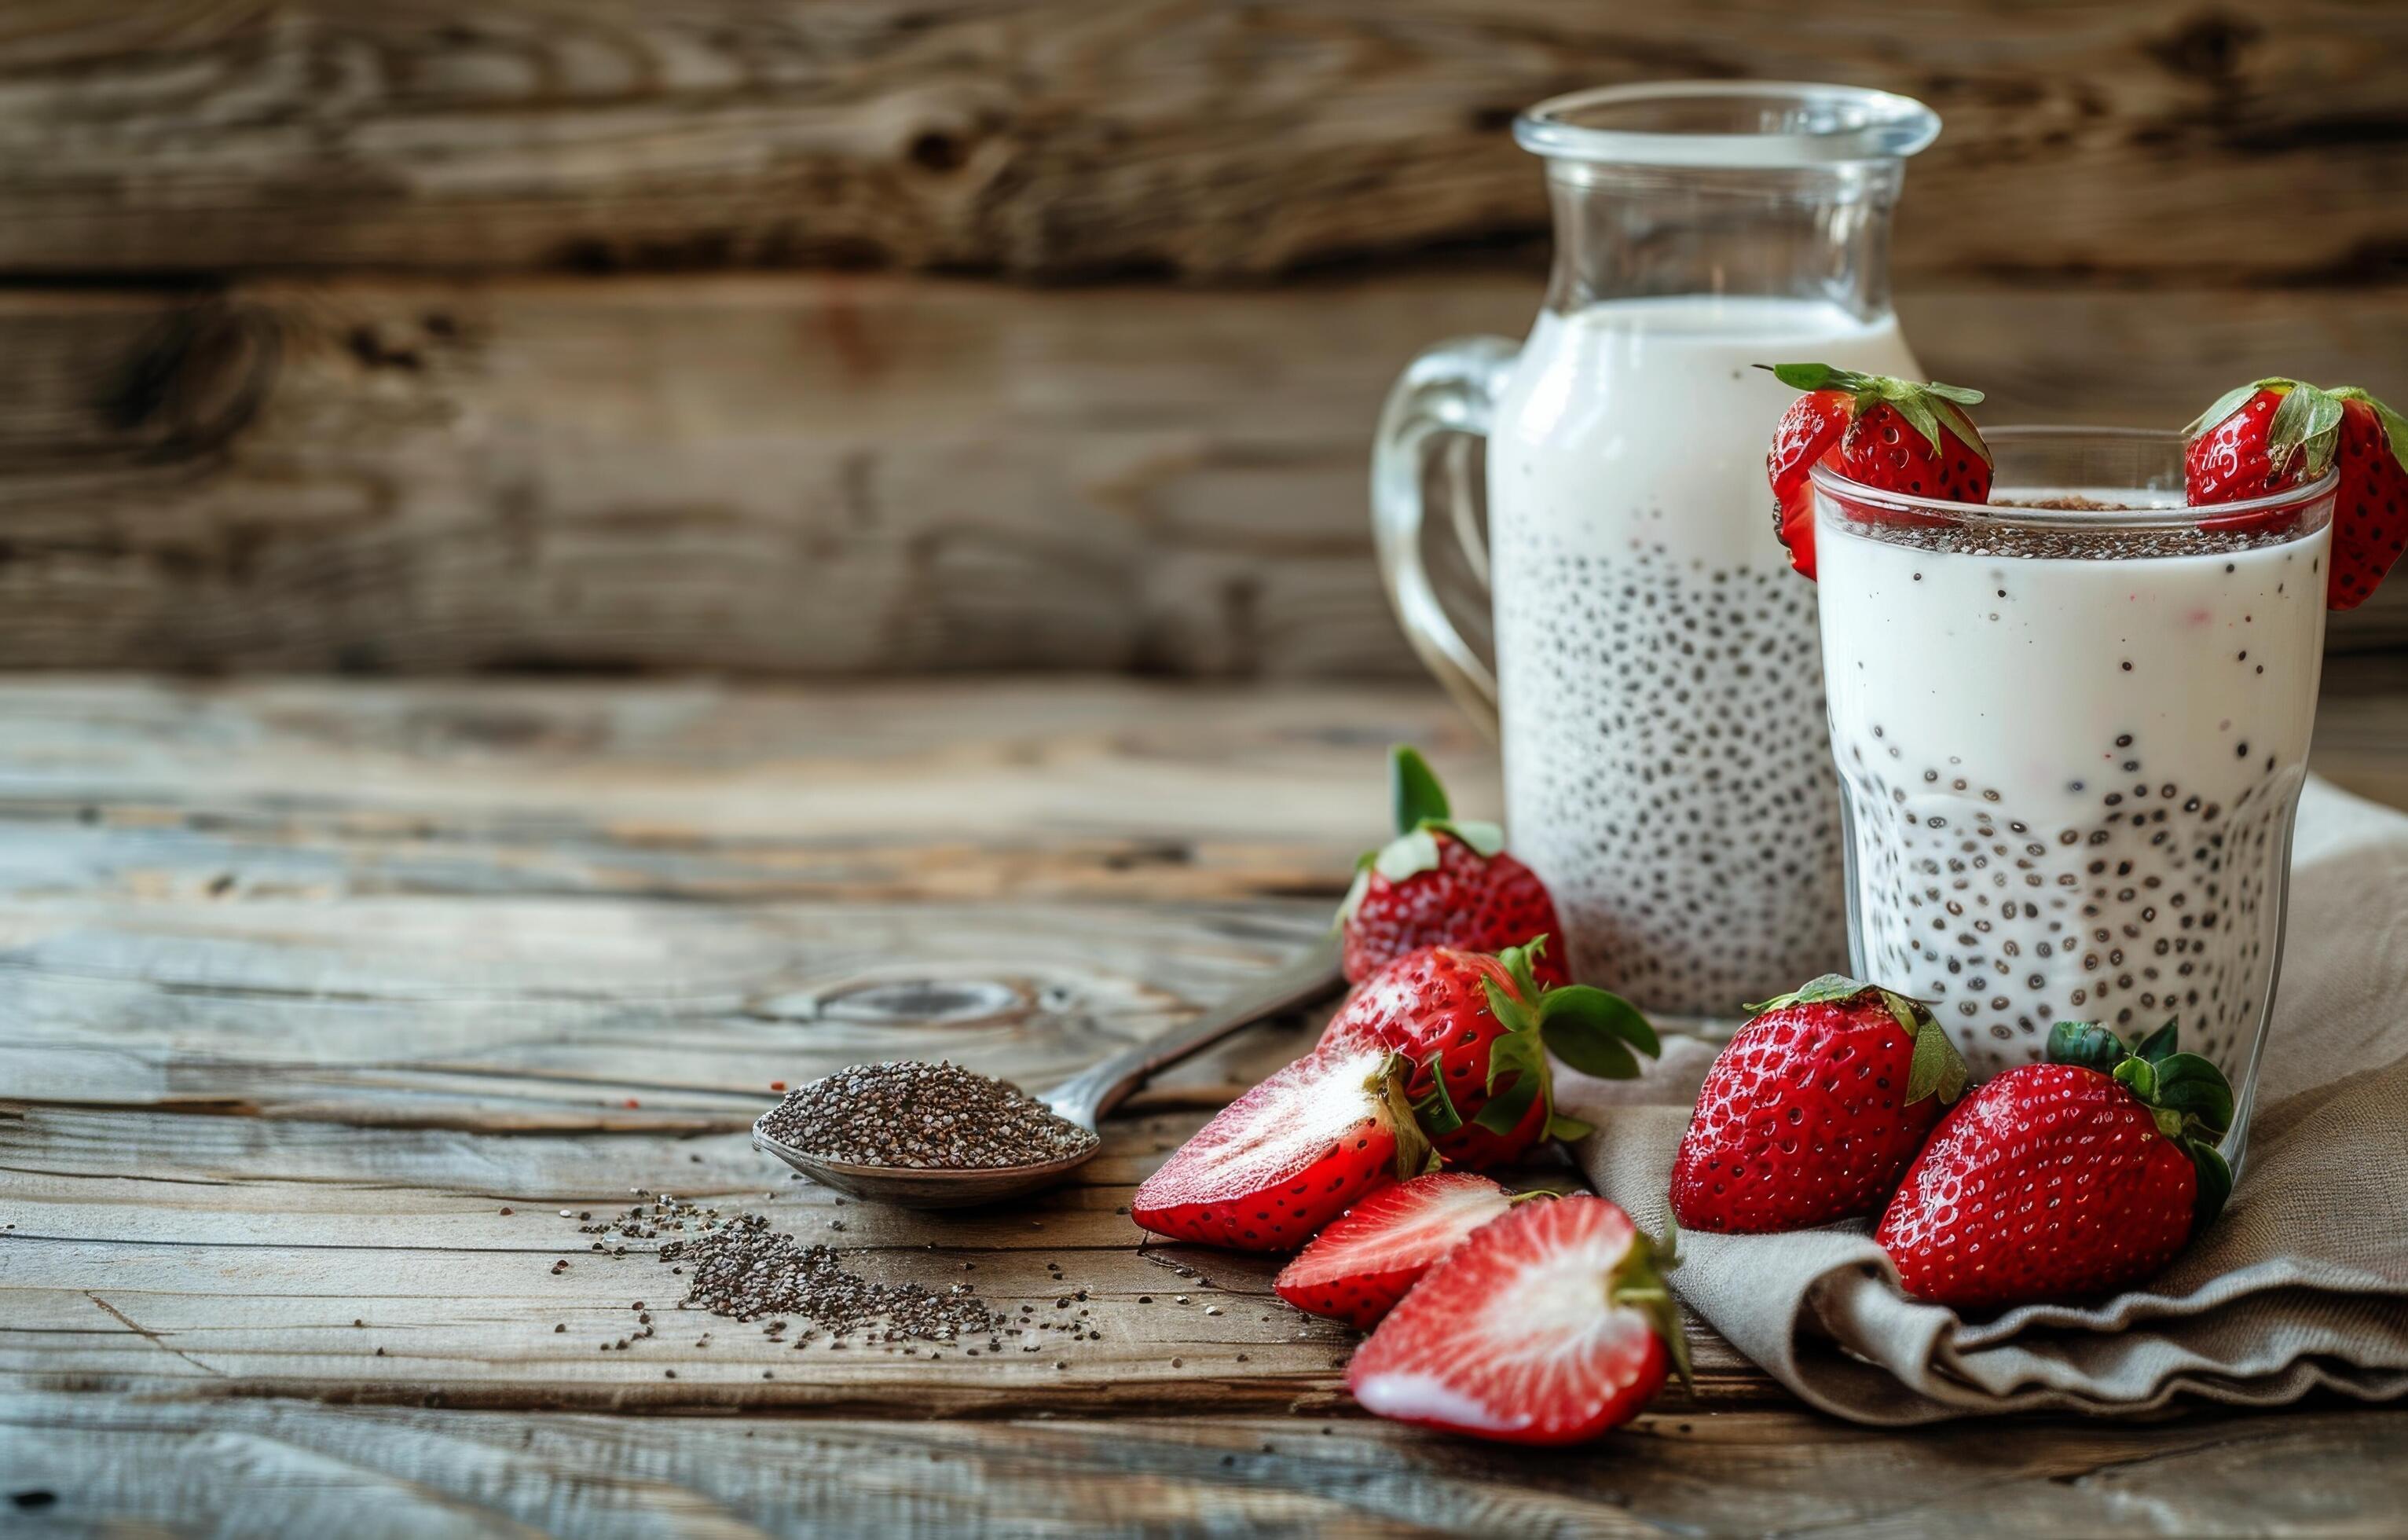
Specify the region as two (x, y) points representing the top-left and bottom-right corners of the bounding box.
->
(757, 1060), (1098, 1170)
(578, 1190), (1099, 1360)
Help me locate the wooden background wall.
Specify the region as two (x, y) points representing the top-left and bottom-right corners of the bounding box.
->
(2, 1), (2404, 676)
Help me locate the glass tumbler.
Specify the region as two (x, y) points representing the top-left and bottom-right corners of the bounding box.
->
(1812, 427), (2337, 1174)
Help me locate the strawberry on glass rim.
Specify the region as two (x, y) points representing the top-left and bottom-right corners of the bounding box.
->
(1346, 1194), (1688, 1446)
(1761, 362), (1993, 578)
(2183, 376), (2408, 610)
(1338, 746), (1567, 989)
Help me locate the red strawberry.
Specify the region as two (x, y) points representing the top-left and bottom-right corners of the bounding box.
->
(1130, 1044), (1428, 1251)
(2183, 378), (2408, 610)
(1670, 974), (1966, 1234)
(1319, 941), (1655, 1169)
(1346, 1194), (1687, 1446)
(1340, 746), (1567, 989)
(1274, 1173), (1539, 1329)
(1876, 1019), (2234, 1310)
(1761, 363), (1992, 578)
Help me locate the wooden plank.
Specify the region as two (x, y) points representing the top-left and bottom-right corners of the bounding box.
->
(3, 277), (2407, 676)
(0, 2), (2399, 283)
(0, 1102), (1760, 1413)
(5, 1394), (2406, 1538)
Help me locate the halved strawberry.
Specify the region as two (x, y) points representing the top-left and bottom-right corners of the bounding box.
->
(1129, 1045), (1428, 1251)
(1346, 1195), (1687, 1446)
(1274, 1173), (1543, 1328)
(1339, 745), (1567, 989)
(2183, 378), (2408, 610)
(1761, 362), (1992, 578)
(1319, 940), (1655, 1169)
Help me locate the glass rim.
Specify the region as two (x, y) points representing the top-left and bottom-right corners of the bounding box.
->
(1514, 81), (1940, 169)
(1809, 424), (2340, 531)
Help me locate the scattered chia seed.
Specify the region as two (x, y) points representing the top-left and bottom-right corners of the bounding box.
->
(757, 1060), (1098, 1171)
(574, 1190), (1099, 1363)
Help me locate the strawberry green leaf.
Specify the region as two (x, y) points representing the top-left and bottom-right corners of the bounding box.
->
(1389, 745), (1450, 834)
(1542, 1019), (1640, 1080)
(2151, 1053), (2235, 1138)
(2134, 1018), (2181, 1063)
(1539, 984), (1659, 1058)
(1544, 1110), (1595, 1142)
(2183, 378), (2297, 438)
(1921, 381), (1985, 406)
(1471, 1066), (1541, 1135)
(1611, 1226), (1691, 1395)
(1411, 1051), (1464, 1137)
(2047, 1021), (2128, 1073)
(1439, 819), (1506, 858)
(2188, 1139), (2234, 1229)
(2333, 387), (2408, 480)
(2112, 1055), (2160, 1102)
(1333, 865), (1371, 926)
(1904, 1018), (1969, 1106)
(1886, 390), (1946, 456)
(1762, 361), (1853, 392)
(1372, 827), (1442, 882)
(1484, 1027), (1545, 1094)
(1746, 974), (1872, 1011)
(2266, 383), (2344, 479)
(1930, 398), (1995, 468)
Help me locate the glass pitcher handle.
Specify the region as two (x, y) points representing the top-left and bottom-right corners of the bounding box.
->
(1369, 336), (1518, 737)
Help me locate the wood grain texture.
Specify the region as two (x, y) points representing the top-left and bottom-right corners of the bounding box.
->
(0, 1), (2400, 282)
(5, 273), (2408, 676)
(4, 676), (2405, 1534)
(7, 1394), (2408, 1538)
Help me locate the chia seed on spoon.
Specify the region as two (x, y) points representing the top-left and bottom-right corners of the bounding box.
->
(759, 1060), (1099, 1171)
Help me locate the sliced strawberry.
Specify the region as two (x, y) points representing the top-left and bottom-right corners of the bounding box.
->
(1129, 1045), (1428, 1252)
(1274, 1173), (1536, 1329)
(1346, 1195), (1686, 1446)
(1338, 745), (1567, 988)
(1761, 363), (1992, 578)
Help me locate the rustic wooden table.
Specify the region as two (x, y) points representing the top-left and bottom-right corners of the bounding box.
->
(7, 669), (2408, 1536)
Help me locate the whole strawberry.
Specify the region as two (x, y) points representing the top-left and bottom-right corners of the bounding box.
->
(1761, 363), (1992, 578)
(1670, 975), (1966, 1234)
(2184, 377), (2408, 610)
(1339, 745), (1567, 989)
(1876, 1020), (2234, 1310)
(1320, 940), (1654, 1169)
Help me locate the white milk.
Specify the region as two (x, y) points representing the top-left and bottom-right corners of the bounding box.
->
(1817, 504), (2330, 1079)
(1488, 295), (1918, 1013)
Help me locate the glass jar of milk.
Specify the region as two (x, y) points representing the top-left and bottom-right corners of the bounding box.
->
(1372, 82), (1937, 1021)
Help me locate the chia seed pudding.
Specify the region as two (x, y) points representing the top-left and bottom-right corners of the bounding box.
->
(1816, 486), (2330, 1083)
(758, 1060), (1098, 1170)
(1489, 297), (1914, 1011)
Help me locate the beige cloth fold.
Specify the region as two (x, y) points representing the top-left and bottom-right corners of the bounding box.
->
(1561, 777), (2408, 1423)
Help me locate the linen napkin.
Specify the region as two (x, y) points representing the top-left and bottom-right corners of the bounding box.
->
(1560, 776), (2408, 1424)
